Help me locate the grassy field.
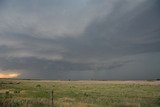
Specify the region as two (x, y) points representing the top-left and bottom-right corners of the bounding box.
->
(0, 79), (160, 107)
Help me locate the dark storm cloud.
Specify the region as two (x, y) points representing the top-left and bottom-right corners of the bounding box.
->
(0, 56), (133, 79)
(0, 0), (160, 79)
(61, 0), (160, 61)
(0, 0), (5, 5)
(0, 57), (93, 79)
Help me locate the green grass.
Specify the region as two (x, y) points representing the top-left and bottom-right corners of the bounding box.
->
(0, 80), (160, 107)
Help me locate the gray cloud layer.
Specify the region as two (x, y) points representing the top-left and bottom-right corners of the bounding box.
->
(0, 0), (160, 80)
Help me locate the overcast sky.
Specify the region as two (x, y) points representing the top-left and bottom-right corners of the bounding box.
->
(0, 0), (160, 80)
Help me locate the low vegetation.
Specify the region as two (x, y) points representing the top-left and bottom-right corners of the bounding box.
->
(0, 79), (160, 107)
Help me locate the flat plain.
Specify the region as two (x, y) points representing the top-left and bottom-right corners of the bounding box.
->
(0, 79), (160, 107)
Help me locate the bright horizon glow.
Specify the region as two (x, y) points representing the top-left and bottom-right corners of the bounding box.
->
(0, 73), (20, 78)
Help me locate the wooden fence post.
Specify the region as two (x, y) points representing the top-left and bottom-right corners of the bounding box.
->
(51, 90), (54, 107)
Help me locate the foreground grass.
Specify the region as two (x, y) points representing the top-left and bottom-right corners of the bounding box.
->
(0, 80), (160, 107)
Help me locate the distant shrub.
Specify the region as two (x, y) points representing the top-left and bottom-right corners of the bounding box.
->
(9, 82), (13, 84)
(36, 84), (41, 88)
(84, 92), (89, 97)
(5, 91), (9, 95)
(5, 91), (12, 98)
(16, 82), (21, 84)
(14, 90), (21, 94)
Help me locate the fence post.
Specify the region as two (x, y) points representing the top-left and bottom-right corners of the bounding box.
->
(51, 90), (54, 107)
